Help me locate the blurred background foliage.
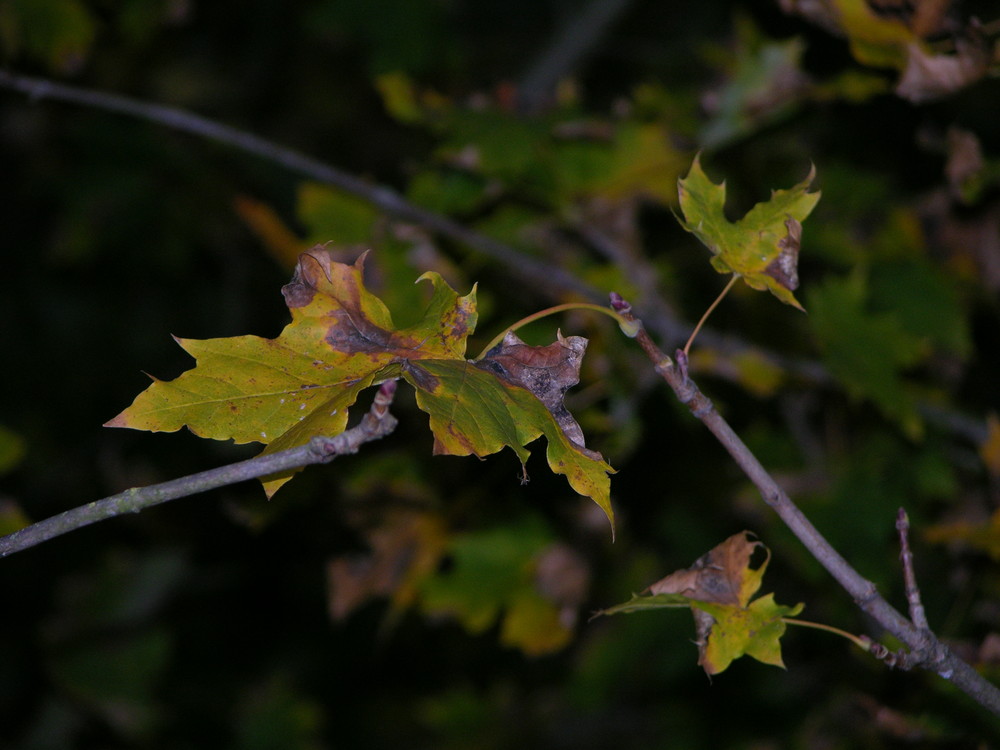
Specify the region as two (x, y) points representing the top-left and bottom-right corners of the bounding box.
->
(2, 0), (1000, 746)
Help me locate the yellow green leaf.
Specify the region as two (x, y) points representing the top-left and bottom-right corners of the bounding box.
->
(693, 594), (804, 674)
(106, 249), (612, 520)
(403, 358), (614, 528)
(677, 154), (820, 310)
(594, 532), (803, 675)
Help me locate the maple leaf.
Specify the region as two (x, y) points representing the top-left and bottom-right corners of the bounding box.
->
(594, 532), (803, 675)
(677, 154), (820, 310)
(106, 249), (614, 525)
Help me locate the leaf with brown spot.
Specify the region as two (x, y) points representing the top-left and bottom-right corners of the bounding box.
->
(594, 532), (803, 675)
(677, 155), (819, 310)
(106, 249), (613, 524)
(476, 330), (593, 454)
(402, 357), (615, 528)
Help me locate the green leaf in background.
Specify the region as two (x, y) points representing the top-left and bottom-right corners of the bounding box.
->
(677, 154), (820, 310)
(868, 259), (970, 358)
(297, 183), (380, 246)
(578, 122), (686, 207)
(0, 0), (95, 73)
(234, 676), (324, 750)
(807, 272), (926, 435)
(699, 16), (811, 149)
(419, 517), (576, 656)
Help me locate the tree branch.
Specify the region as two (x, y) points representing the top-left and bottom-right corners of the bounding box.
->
(0, 69), (597, 303)
(609, 293), (1000, 716)
(2, 69), (988, 446)
(0, 382), (399, 558)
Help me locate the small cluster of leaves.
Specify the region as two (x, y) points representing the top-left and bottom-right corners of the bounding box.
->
(781, 0), (997, 103)
(108, 153), (822, 666)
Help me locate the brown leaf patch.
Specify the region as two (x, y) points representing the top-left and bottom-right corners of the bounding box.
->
(476, 331), (596, 455)
(764, 217), (802, 291)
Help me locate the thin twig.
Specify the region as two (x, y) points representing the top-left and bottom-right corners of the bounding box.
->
(609, 292), (1000, 716)
(897, 507), (930, 630)
(0, 382), (399, 558)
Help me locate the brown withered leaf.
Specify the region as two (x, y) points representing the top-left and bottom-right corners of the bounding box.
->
(476, 330), (596, 457)
(326, 511), (448, 622)
(896, 32), (990, 103)
(648, 531), (763, 606)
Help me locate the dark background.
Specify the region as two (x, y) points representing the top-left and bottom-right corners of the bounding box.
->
(2, 0), (999, 747)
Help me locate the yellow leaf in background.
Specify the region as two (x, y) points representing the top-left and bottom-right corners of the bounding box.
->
(925, 509), (1000, 561)
(980, 414), (1000, 477)
(234, 195), (307, 270)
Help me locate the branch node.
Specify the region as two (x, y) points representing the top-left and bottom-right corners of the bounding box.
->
(608, 291), (631, 314)
(675, 348), (690, 384)
(859, 635), (919, 671)
(853, 581), (880, 608)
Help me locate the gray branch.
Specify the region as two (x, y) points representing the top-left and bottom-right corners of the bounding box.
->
(0, 382), (399, 558)
(610, 293), (1000, 717)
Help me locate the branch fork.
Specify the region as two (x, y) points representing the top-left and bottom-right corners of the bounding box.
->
(609, 291), (1000, 716)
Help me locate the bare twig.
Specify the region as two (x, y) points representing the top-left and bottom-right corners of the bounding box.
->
(0, 382), (399, 558)
(897, 507), (930, 630)
(609, 292), (1000, 716)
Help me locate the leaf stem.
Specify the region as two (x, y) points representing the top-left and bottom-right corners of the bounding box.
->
(682, 275), (738, 356)
(473, 303), (628, 360)
(781, 617), (869, 650)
